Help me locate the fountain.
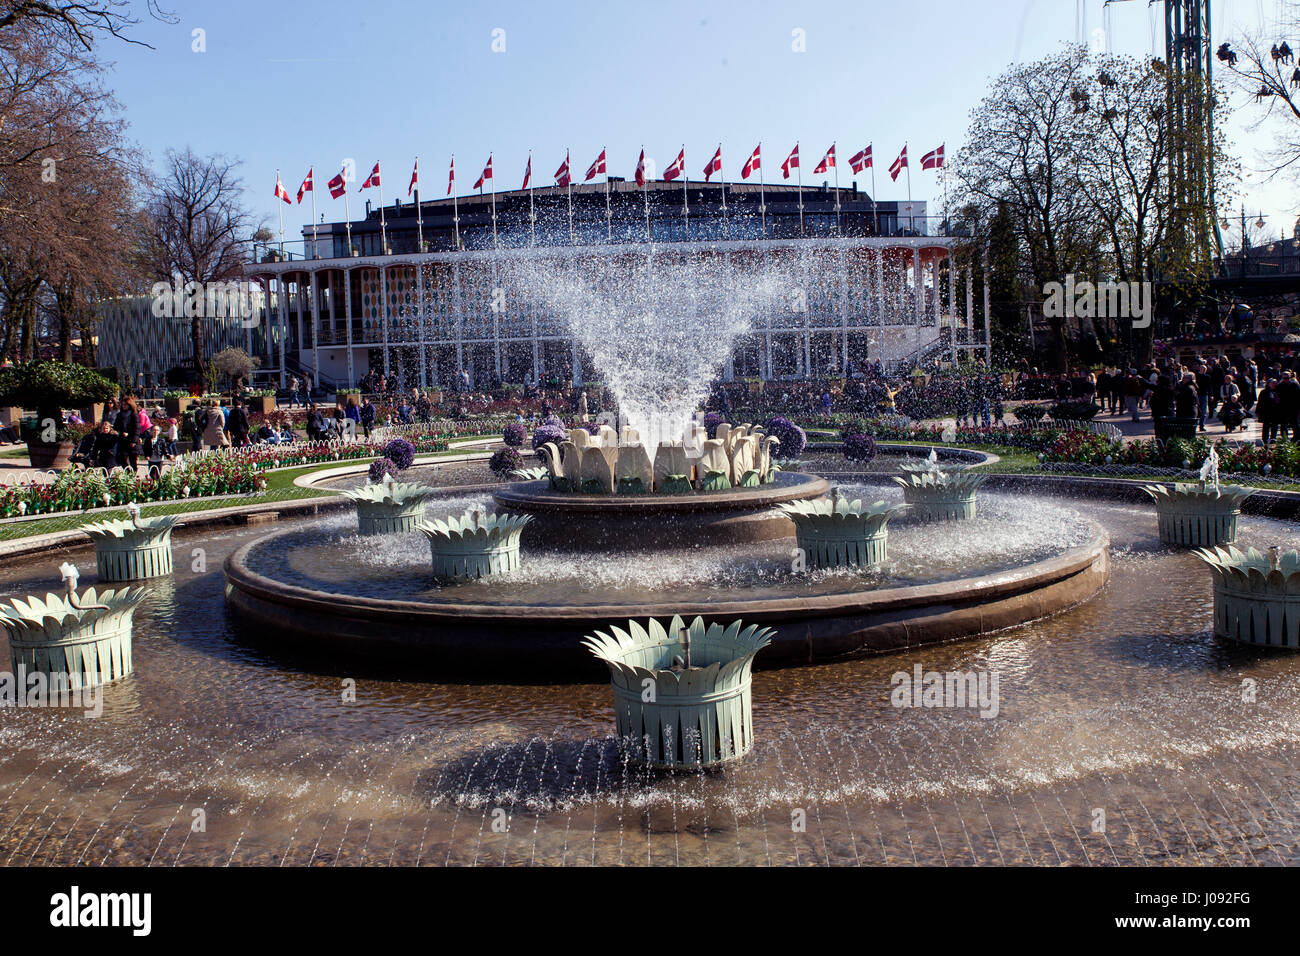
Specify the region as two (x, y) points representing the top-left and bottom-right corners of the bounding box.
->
(1195, 544), (1300, 648)
(893, 448), (985, 522)
(82, 502), (177, 581)
(221, 237), (1111, 673)
(1143, 450), (1254, 547)
(0, 563), (145, 689)
(778, 489), (907, 570)
(420, 508), (532, 579)
(339, 474), (438, 535)
(583, 615), (773, 768)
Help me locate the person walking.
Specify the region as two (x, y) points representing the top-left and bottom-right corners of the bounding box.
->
(227, 397), (250, 447)
(359, 395), (376, 439)
(112, 395), (141, 471)
(202, 402), (230, 450)
(1278, 371), (1300, 443)
(1256, 379), (1283, 444)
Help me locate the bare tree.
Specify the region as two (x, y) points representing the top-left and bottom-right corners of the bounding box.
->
(138, 148), (258, 391)
(1217, 14), (1300, 183)
(0, 1), (176, 51)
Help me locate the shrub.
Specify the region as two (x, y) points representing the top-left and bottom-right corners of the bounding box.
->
(0, 361), (118, 436)
(489, 446), (523, 478)
(382, 437), (417, 470)
(502, 422), (527, 447)
(1014, 404), (1048, 425)
(368, 457), (399, 482)
(532, 422), (567, 451)
(1048, 400), (1100, 422)
(766, 416), (806, 459)
(843, 433), (878, 463)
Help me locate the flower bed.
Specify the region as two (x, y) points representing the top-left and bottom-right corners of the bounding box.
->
(0, 456), (261, 518)
(1042, 433), (1300, 480)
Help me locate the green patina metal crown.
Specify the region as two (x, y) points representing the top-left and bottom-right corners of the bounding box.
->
(510, 466), (549, 481)
(1194, 545), (1300, 589)
(1, 586), (148, 689)
(0, 587), (148, 636)
(582, 615), (774, 684)
(777, 496), (908, 532)
(339, 480), (438, 506)
(81, 515), (178, 541)
(893, 471), (986, 495)
(419, 509), (533, 542)
(1143, 482), (1255, 508)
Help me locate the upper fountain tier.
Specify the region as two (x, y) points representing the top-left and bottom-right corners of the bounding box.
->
(535, 421), (780, 495)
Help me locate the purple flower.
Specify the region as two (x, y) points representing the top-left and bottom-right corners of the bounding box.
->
(368, 457), (399, 482)
(502, 422), (527, 447)
(532, 423), (567, 451)
(843, 433), (877, 463)
(382, 437), (417, 470)
(489, 446), (523, 478)
(766, 416), (806, 459)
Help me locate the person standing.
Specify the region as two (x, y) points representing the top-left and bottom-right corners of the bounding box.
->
(359, 395), (376, 438)
(1278, 371), (1300, 443)
(1257, 378), (1283, 444)
(202, 402), (229, 450)
(227, 397), (250, 447)
(288, 375), (300, 409)
(113, 395), (141, 471)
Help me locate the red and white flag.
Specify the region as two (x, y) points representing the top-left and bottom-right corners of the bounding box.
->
(447, 157), (455, 196)
(635, 149), (646, 187)
(296, 168), (313, 203)
(889, 146), (908, 181)
(274, 172), (291, 204)
(662, 148), (685, 182)
(848, 146), (872, 174)
(703, 146), (721, 182)
(584, 148), (606, 182)
(920, 144), (945, 170)
(554, 152), (571, 187)
(813, 144), (835, 175)
(522, 155), (532, 190)
(473, 154), (493, 190)
(327, 167), (347, 199)
(781, 144), (799, 180)
(741, 144), (760, 179)
(359, 161), (381, 190)
(408, 158), (419, 196)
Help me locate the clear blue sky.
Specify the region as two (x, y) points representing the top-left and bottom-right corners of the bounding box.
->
(103, 0), (1294, 246)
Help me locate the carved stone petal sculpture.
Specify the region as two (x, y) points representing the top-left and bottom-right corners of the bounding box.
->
(653, 442), (689, 488)
(580, 445), (617, 494)
(698, 439), (732, 490)
(559, 440), (581, 488)
(571, 429), (590, 450)
(616, 443), (654, 493)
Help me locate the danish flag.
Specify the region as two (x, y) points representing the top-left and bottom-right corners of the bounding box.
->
(554, 152), (571, 187)
(296, 169), (313, 203)
(663, 148), (685, 182)
(584, 148), (606, 182)
(889, 146), (908, 182)
(273, 172), (291, 204)
(635, 149), (646, 187)
(848, 146), (872, 174)
(813, 144), (835, 175)
(447, 157), (455, 196)
(473, 154), (492, 190)
(408, 158), (418, 196)
(920, 145), (945, 170)
(359, 161), (381, 190)
(522, 155), (532, 190)
(703, 146), (721, 182)
(781, 144), (799, 180)
(327, 167), (347, 199)
(741, 144), (760, 180)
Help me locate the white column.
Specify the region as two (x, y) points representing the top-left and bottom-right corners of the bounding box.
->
(982, 252), (992, 362)
(294, 271), (305, 379)
(380, 265), (391, 378)
(965, 269), (974, 364)
(277, 276), (287, 389)
(948, 255), (958, 366)
(309, 270), (320, 387)
(913, 247), (922, 361)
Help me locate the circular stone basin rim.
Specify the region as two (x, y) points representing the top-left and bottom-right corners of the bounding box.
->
(491, 472), (830, 515)
(224, 521), (1109, 625)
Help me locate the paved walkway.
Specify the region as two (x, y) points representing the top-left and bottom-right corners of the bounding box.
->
(1088, 406), (1265, 445)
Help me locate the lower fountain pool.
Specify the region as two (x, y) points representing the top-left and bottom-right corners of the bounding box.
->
(0, 491), (1297, 865)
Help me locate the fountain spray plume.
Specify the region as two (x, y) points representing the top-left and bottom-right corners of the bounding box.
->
(498, 243), (802, 450)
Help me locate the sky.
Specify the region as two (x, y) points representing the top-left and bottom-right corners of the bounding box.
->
(100, 0), (1298, 251)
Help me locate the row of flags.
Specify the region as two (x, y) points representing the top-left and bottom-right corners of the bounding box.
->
(272, 143), (946, 208)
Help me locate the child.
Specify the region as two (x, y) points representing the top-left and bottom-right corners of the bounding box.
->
(146, 424), (165, 477)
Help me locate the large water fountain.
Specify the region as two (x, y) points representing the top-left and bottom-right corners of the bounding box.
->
(221, 239), (1111, 674)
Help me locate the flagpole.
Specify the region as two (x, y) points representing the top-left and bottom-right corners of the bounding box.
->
(490, 156), (498, 249)
(905, 143), (913, 233)
(641, 145), (650, 242)
(681, 145), (688, 240)
(344, 187), (352, 255)
(310, 174), (318, 259)
(528, 150), (536, 247)
(565, 149), (574, 244)
(276, 169), (285, 250)
(719, 144), (727, 239)
(869, 146), (877, 236)
(378, 164), (387, 253)
(758, 143), (766, 238)
(796, 142), (804, 237)
(832, 145), (841, 235)
(451, 155), (460, 251)
(604, 146), (611, 241)
(415, 157), (424, 252)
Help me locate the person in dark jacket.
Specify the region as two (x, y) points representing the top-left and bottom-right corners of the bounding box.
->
(1256, 379), (1283, 444)
(359, 396), (377, 438)
(226, 398), (250, 447)
(306, 403), (326, 441)
(1278, 371), (1300, 443)
(112, 395), (140, 470)
(1173, 373), (1199, 419)
(91, 420), (118, 470)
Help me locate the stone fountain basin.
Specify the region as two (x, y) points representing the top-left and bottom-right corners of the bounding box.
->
(491, 471), (830, 550)
(222, 521), (1110, 678)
